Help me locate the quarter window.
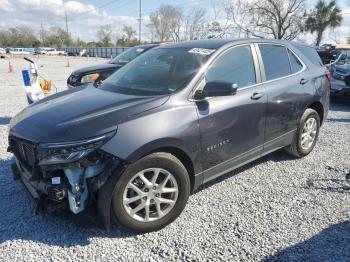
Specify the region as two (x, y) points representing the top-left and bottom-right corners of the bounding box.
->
(206, 45), (256, 88)
(259, 44), (291, 81)
(288, 49), (303, 73)
(296, 45), (323, 67)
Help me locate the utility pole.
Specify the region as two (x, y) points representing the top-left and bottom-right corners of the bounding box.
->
(138, 0), (142, 43)
(40, 19), (44, 43)
(40, 0), (44, 44)
(65, 11), (69, 35)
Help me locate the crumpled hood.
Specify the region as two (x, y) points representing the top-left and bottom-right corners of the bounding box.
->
(9, 87), (168, 143)
(335, 64), (350, 74)
(72, 63), (122, 76)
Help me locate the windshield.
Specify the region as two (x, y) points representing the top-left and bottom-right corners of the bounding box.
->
(111, 46), (149, 64)
(101, 47), (214, 95)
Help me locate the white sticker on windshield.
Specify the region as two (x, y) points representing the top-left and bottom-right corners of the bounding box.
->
(52, 177), (61, 185)
(136, 48), (145, 53)
(188, 48), (215, 55)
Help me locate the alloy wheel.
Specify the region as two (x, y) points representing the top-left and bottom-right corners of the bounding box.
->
(122, 168), (179, 222)
(300, 117), (317, 150)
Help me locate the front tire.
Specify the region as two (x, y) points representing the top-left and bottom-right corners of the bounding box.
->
(111, 152), (190, 232)
(285, 108), (320, 158)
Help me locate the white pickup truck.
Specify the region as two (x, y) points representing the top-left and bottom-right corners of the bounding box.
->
(11, 48), (31, 55)
(46, 49), (66, 56)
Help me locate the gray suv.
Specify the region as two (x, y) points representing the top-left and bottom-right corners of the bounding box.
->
(8, 39), (330, 232)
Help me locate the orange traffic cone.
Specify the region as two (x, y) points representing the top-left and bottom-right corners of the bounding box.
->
(66, 58), (70, 67)
(8, 60), (15, 73)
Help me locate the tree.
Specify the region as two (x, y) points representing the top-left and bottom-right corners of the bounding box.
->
(146, 23), (156, 42)
(225, 0), (307, 40)
(97, 25), (112, 47)
(123, 25), (136, 42)
(0, 26), (40, 47)
(184, 7), (207, 40)
(207, 21), (224, 39)
(304, 0), (342, 46)
(149, 5), (183, 42)
(44, 26), (72, 48)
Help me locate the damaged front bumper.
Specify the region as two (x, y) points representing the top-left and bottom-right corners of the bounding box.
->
(8, 135), (126, 229)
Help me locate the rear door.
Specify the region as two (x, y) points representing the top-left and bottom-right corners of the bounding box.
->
(257, 44), (311, 150)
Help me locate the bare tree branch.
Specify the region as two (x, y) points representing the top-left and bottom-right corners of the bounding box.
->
(225, 0), (307, 40)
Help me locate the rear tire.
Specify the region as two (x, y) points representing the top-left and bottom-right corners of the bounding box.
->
(111, 152), (190, 233)
(285, 108), (320, 158)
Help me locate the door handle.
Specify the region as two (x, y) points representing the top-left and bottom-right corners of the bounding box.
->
(251, 92), (265, 100)
(300, 78), (309, 85)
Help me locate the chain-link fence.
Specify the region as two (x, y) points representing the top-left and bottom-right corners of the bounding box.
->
(58, 47), (130, 58)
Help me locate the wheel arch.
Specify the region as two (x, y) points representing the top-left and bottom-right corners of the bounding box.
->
(306, 100), (325, 125)
(148, 147), (196, 193)
(126, 140), (197, 193)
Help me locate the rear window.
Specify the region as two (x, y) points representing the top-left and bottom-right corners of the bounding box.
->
(296, 45), (323, 66)
(259, 44), (291, 81)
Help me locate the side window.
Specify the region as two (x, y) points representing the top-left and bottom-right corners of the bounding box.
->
(288, 49), (303, 73)
(206, 45), (256, 88)
(259, 44), (291, 80)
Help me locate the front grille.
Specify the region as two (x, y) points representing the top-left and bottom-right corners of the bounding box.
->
(11, 137), (37, 170)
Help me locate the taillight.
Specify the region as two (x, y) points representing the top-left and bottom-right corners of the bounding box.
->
(326, 71), (331, 80)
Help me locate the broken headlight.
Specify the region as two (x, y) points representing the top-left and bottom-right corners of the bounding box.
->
(38, 131), (115, 165)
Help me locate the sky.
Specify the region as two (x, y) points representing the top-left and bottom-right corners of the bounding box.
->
(0, 0), (349, 45)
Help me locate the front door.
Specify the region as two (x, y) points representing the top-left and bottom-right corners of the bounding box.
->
(195, 44), (267, 182)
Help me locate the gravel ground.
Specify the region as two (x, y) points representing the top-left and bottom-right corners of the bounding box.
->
(0, 56), (350, 261)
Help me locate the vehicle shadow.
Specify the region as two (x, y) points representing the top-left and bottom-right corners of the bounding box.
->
(0, 117), (11, 125)
(0, 158), (137, 247)
(263, 221), (350, 262)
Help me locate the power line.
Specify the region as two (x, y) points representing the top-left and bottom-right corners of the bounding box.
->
(103, 0), (136, 14)
(118, 0), (208, 17)
(127, 0), (211, 16)
(70, 0), (124, 20)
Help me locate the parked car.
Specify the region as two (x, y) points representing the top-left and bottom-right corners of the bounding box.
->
(79, 49), (87, 57)
(67, 51), (79, 56)
(67, 44), (158, 88)
(35, 49), (48, 55)
(8, 39), (329, 232)
(46, 49), (66, 56)
(0, 48), (6, 55)
(317, 45), (340, 65)
(329, 50), (350, 98)
(10, 48), (31, 55)
(24, 48), (35, 54)
(5, 47), (13, 54)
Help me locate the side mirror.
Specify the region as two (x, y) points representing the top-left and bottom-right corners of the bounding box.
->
(194, 81), (238, 100)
